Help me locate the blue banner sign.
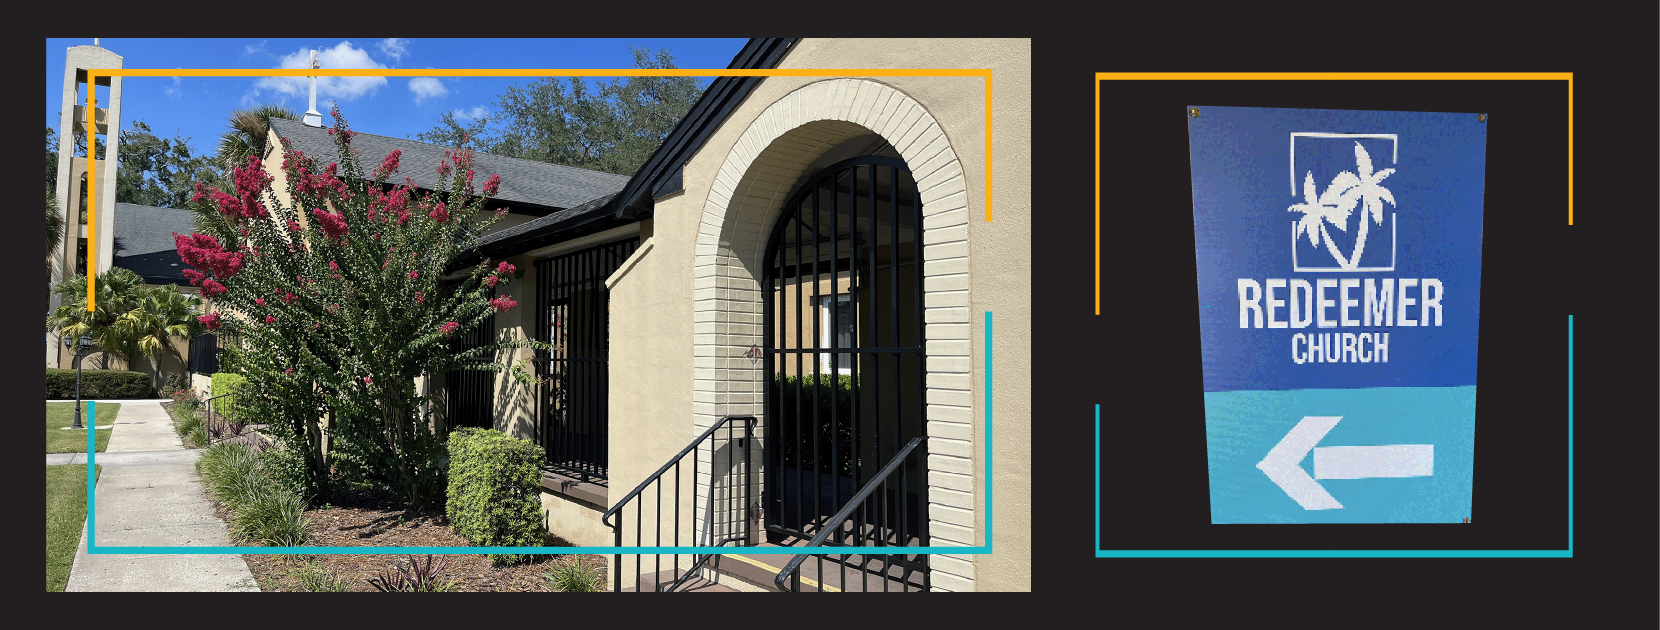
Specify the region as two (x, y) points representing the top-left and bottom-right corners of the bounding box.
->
(1188, 106), (1486, 523)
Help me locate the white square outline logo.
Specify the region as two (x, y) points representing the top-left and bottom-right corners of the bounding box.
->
(1290, 133), (1398, 273)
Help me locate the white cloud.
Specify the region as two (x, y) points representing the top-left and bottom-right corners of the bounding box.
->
(243, 40), (268, 57)
(454, 105), (489, 120)
(165, 75), (182, 99)
(408, 77), (447, 104)
(378, 38), (410, 63)
(250, 41), (388, 103)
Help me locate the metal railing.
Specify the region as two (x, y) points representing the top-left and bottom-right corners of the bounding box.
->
(774, 436), (927, 592)
(603, 414), (755, 592)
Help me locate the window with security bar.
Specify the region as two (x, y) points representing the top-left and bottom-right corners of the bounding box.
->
(534, 238), (639, 483)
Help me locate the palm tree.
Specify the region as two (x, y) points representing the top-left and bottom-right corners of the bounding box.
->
(108, 285), (205, 385)
(1288, 171), (1358, 268)
(46, 267), (148, 369)
(47, 187), (63, 281)
(1335, 142), (1395, 268)
(217, 104), (299, 171)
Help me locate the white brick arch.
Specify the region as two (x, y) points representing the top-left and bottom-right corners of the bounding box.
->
(690, 78), (976, 589)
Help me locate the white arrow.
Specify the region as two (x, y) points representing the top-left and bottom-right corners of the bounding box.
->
(1256, 416), (1434, 510)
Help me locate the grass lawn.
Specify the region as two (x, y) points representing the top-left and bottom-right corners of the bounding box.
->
(46, 403), (119, 454)
(46, 464), (100, 592)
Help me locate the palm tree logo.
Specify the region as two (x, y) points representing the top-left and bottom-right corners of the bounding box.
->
(1289, 142), (1396, 270)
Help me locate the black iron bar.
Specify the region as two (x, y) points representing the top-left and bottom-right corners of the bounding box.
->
(674, 459), (680, 584)
(888, 164), (902, 582)
(852, 164), (867, 594)
(794, 207), (804, 534)
(829, 167), (841, 558)
(811, 184), (822, 541)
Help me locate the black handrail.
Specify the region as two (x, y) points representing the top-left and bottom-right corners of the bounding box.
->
(606, 414), (755, 592)
(773, 436), (923, 592)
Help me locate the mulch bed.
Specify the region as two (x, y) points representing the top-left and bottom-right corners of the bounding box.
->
(232, 485), (609, 592)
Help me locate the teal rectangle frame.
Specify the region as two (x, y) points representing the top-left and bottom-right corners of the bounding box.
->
(85, 312), (999, 556)
(1094, 315), (1573, 558)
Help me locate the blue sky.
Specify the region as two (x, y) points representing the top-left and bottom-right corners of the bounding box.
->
(45, 38), (749, 159)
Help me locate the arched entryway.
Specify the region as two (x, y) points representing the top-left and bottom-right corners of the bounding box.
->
(762, 156), (928, 569)
(689, 78), (976, 590)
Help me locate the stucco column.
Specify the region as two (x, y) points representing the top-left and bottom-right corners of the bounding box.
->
(491, 254), (538, 441)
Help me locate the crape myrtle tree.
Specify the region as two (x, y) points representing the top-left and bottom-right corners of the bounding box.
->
(177, 105), (541, 507)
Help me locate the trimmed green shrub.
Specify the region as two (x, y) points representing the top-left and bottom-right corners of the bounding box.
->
(445, 427), (544, 565)
(46, 368), (152, 399)
(209, 372), (251, 425)
(772, 373), (858, 476)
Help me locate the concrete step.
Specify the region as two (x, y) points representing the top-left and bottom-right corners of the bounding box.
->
(713, 542), (929, 592)
(619, 568), (742, 593)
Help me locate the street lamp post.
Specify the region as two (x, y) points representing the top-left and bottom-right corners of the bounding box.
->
(67, 335), (93, 430)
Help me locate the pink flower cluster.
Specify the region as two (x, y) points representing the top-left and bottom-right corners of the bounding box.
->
(191, 159), (274, 224)
(197, 312), (222, 331)
(484, 173), (501, 197)
(368, 183), (414, 226)
(429, 201), (449, 225)
(438, 321), (460, 336)
(311, 209), (349, 240)
(201, 278), (228, 298)
(265, 315), (276, 324)
(174, 232), (245, 292)
(375, 150), (402, 179)
(489, 296), (518, 313)
(295, 159), (349, 199)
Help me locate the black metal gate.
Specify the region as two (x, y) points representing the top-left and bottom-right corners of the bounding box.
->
(762, 156), (928, 583)
(189, 333), (219, 375)
(445, 292), (495, 431)
(534, 239), (639, 482)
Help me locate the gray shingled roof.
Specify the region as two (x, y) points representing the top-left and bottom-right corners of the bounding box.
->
(269, 118), (629, 212)
(474, 192), (619, 248)
(112, 203), (197, 284)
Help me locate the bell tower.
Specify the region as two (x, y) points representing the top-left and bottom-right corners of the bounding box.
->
(48, 41), (123, 367)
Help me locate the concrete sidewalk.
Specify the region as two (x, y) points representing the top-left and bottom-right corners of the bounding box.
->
(63, 400), (260, 592)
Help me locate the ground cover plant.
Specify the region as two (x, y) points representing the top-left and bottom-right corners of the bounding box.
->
(45, 402), (119, 453)
(196, 443), (307, 546)
(236, 483), (606, 592)
(46, 464), (99, 591)
(544, 557), (606, 592)
(178, 105), (544, 507)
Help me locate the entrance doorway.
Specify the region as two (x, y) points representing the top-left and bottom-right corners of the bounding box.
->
(762, 156), (928, 565)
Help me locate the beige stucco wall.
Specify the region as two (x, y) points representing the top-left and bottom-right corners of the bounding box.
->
(540, 491), (612, 547)
(606, 38), (1030, 591)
